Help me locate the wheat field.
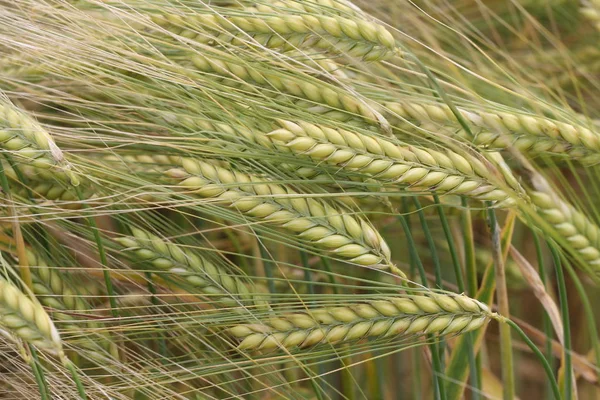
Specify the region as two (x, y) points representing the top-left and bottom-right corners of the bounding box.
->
(0, 0), (599, 399)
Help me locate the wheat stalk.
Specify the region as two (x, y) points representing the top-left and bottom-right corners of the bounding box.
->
(0, 101), (79, 184)
(385, 101), (600, 164)
(115, 227), (264, 309)
(166, 158), (398, 273)
(151, 9), (398, 61)
(0, 277), (63, 356)
(228, 292), (492, 351)
(260, 120), (522, 206)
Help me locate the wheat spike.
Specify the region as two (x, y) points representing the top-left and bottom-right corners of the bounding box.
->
(21, 249), (119, 361)
(229, 292), (491, 351)
(385, 101), (600, 164)
(166, 158), (397, 272)
(0, 101), (78, 184)
(529, 178), (600, 281)
(581, 1), (600, 32)
(255, 0), (359, 16)
(260, 120), (521, 207)
(115, 227), (263, 308)
(152, 9), (398, 61)
(24, 249), (89, 315)
(0, 277), (63, 355)
(189, 53), (382, 125)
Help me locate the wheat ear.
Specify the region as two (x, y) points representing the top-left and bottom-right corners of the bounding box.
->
(190, 53), (382, 125)
(166, 158), (397, 272)
(152, 10), (398, 61)
(115, 227), (262, 308)
(385, 101), (600, 164)
(229, 292), (491, 351)
(22, 249), (119, 361)
(24, 249), (89, 315)
(0, 277), (63, 355)
(261, 120), (521, 207)
(581, 1), (600, 32)
(255, 0), (359, 17)
(528, 178), (600, 281)
(0, 101), (78, 184)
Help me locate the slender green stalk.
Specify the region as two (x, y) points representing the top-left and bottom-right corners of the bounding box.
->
(487, 207), (515, 400)
(66, 361), (88, 400)
(532, 232), (556, 400)
(550, 244), (572, 400)
(259, 243), (276, 294)
(29, 346), (50, 400)
(504, 319), (561, 400)
(460, 198), (481, 399)
(563, 260), (600, 377)
(435, 195), (464, 292)
(412, 198), (445, 399)
(75, 186), (118, 317)
(462, 198), (478, 297)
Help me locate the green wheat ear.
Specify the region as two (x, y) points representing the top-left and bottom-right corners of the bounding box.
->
(228, 292), (492, 351)
(115, 227), (266, 309)
(0, 278), (64, 357)
(261, 120), (522, 207)
(0, 101), (79, 185)
(166, 158), (401, 275)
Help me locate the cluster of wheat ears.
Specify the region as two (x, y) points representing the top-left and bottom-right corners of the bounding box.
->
(0, 0), (599, 399)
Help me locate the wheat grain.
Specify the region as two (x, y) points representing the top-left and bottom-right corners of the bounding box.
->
(166, 158), (397, 272)
(151, 10), (398, 61)
(385, 101), (600, 164)
(0, 277), (63, 355)
(228, 292), (491, 351)
(261, 120), (521, 206)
